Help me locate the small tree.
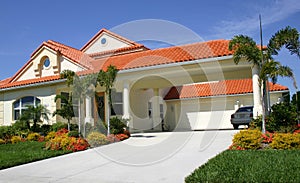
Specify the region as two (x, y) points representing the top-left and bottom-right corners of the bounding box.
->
(53, 93), (75, 131)
(97, 65), (118, 135)
(20, 104), (50, 132)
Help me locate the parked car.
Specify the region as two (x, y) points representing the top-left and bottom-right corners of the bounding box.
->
(230, 106), (253, 129)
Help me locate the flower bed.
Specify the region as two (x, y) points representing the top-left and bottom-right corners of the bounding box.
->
(229, 128), (300, 150)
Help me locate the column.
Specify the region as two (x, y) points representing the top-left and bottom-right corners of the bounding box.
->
(152, 88), (160, 129)
(85, 95), (94, 124)
(252, 65), (262, 117)
(122, 81), (130, 120)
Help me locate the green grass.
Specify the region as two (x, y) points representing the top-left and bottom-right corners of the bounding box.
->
(186, 150), (300, 183)
(0, 141), (71, 170)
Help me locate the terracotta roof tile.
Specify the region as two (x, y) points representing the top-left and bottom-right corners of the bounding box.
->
(0, 78), (11, 86)
(100, 40), (234, 70)
(164, 79), (288, 100)
(0, 75), (60, 89)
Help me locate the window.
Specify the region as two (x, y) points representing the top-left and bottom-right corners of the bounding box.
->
(43, 57), (51, 68)
(111, 90), (123, 116)
(13, 96), (41, 120)
(60, 92), (69, 107)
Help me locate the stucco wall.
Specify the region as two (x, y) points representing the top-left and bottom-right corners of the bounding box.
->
(1, 84), (65, 126)
(84, 33), (130, 54)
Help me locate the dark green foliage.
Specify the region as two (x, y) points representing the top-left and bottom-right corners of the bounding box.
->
(292, 91), (300, 111)
(0, 141), (71, 170)
(110, 117), (126, 134)
(53, 93), (75, 131)
(40, 124), (51, 136)
(185, 150), (300, 183)
(68, 130), (80, 138)
(51, 122), (68, 132)
(268, 26), (300, 58)
(251, 102), (298, 132)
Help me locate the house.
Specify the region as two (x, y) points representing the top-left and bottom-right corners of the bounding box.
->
(0, 28), (288, 131)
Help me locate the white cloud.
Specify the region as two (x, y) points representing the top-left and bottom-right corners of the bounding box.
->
(210, 0), (300, 39)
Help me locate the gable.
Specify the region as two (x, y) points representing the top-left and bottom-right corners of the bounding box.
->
(81, 28), (141, 54)
(13, 46), (85, 82)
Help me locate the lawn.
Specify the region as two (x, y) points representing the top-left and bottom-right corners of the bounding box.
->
(0, 141), (71, 170)
(185, 150), (300, 183)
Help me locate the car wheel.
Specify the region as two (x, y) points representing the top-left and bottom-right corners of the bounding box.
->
(233, 124), (239, 129)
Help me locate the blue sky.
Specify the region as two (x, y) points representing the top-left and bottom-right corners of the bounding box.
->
(0, 0), (300, 94)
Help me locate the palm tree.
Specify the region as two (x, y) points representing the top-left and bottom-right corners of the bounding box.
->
(268, 26), (300, 125)
(268, 26), (300, 59)
(229, 33), (296, 133)
(97, 65), (118, 135)
(20, 104), (50, 132)
(59, 69), (97, 136)
(53, 94), (75, 131)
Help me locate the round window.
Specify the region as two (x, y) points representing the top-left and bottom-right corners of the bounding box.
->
(101, 38), (107, 45)
(43, 58), (50, 68)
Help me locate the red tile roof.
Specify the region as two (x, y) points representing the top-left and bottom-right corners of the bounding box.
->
(80, 28), (144, 52)
(0, 75), (60, 89)
(164, 79), (288, 100)
(100, 40), (234, 70)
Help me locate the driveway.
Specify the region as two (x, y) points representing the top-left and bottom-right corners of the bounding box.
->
(0, 130), (236, 183)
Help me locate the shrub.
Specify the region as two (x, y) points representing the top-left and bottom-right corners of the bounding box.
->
(27, 133), (41, 141)
(40, 124), (51, 136)
(0, 139), (5, 145)
(0, 126), (12, 140)
(231, 129), (262, 150)
(250, 103), (298, 133)
(270, 133), (300, 150)
(11, 136), (22, 144)
(45, 131), (56, 141)
(110, 117), (127, 134)
(86, 131), (109, 147)
(51, 122), (68, 132)
(45, 128), (89, 152)
(68, 131), (80, 138)
(115, 134), (129, 141)
(106, 134), (120, 143)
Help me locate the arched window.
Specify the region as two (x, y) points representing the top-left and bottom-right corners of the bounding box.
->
(13, 96), (41, 120)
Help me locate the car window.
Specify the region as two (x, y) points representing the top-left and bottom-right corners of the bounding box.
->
(237, 107), (253, 112)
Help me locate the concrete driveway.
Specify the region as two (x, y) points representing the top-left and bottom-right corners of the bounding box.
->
(0, 130), (236, 183)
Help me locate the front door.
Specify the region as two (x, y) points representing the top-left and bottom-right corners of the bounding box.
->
(95, 93), (105, 123)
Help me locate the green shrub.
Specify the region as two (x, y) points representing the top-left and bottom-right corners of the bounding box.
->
(110, 117), (126, 134)
(0, 139), (5, 145)
(86, 131), (109, 147)
(231, 129), (262, 150)
(270, 133), (300, 149)
(11, 136), (22, 144)
(250, 103), (298, 133)
(51, 122), (68, 132)
(68, 131), (80, 138)
(27, 133), (41, 141)
(0, 126), (12, 140)
(40, 124), (51, 136)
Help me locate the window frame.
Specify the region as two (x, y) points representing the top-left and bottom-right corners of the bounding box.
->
(13, 96), (41, 120)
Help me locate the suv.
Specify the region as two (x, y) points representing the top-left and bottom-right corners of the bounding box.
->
(230, 106), (253, 129)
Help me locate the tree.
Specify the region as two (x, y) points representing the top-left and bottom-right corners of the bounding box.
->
(20, 104), (50, 132)
(59, 69), (97, 136)
(268, 26), (300, 125)
(229, 33), (296, 133)
(53, 94), (75, 131)
(268, 26), (300, 59)
(97, 65), (118, 135)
